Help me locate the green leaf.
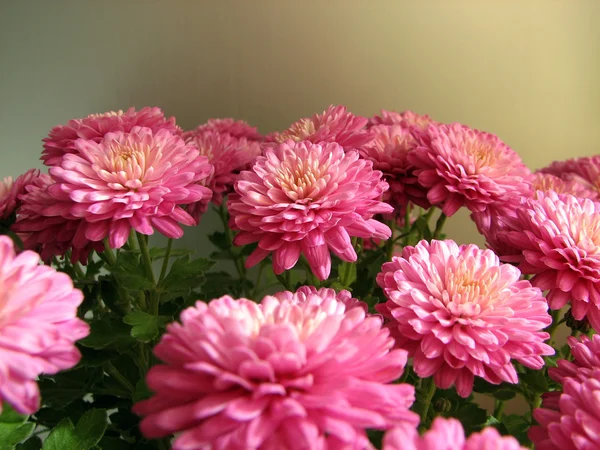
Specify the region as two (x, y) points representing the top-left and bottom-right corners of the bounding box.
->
(208, 231), (229, 250)
(0, 405), (35, 450)
(161, 256), (214, 291)
(133, 379), (153, 403)
(16, 436), (42, 450)
(123, 311), (170, 343)
(38, 368), (103, 409)
(338, 261), (357, 289)
(42, 409), (107, 450)
(493, 389), (517, 401)
(78, 346), (119, 367)
(502, 414), (531, 445)
(521, 368), (549, 395)
(149, 247), (193, 261)
(79, 317), (137, 350)
(454, 403), (488, 434)
(97, 436), (132, 450)
(414, 216), (433, 241)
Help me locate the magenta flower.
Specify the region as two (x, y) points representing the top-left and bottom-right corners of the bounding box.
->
(45, 127), (213, 249)
(384, 417), (526, 450)
(228, 140), (393, 280)
(0, 236), (89, 414)
(540, 155), (600, 200)
(532, 172), (595, 198)
(42, 107), (180, 166)
(274, 105), (372, 150)
(501, 191), (600, 330)
(368, 109), (435, 132)
(0, 169), (39, 221)
(133, 286), (418, 449)
(408, 123), (532, 219)
(12, 173), (103, 264)
(184, 118), (262, 141)
(377, 239), (553, 397)
(550, 335), (600, 384)
(183, 130), (262, 223)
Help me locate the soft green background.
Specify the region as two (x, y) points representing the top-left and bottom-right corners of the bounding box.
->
(1, 0), (599, 249)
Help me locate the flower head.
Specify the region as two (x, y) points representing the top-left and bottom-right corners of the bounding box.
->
(501, 191), (600, 330)
(0, 169), (39, 221)
(376, 239), (553, 397)
(45, 127), (213, 249)
(368, 110), (435, 132)
(228, 140), (393, 280)
(273, 105), (372, 150)
(540, 155), (600, 200)
(383, 417), (526, 450)
(184, 118), (262, 141)
(408, 123), (532, 218)
(532, 172), (595, 198)
(42, 106), (180, 166)
(549, 334), (600, 384)
(133, 286), (418, 449)
(0, 236), (89, 414)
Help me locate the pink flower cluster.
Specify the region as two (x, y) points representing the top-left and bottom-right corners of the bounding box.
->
(0, 236), (89, 414)
(134, 286), (418, 449)
(0, 169), (39, 221)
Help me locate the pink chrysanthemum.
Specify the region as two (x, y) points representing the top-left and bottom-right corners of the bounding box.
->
(540, 155), (600, 201)
(530, 369), (600, 450)
(133, 286), (418, 449)
(44, 127), (213, 249)
(408, 123), (532, 219)
(183, 130), (262, 222)
(12, 173), (103, 264)
(184, 118), (262, 141)
(41, 106), (180, 166)
(550, 334), (600, 384)
(0, 169), (39, 221)
(0, 236), (89, 414)
(228, 140), (393, 280)
(532, 172), (595, 198)
(367, 110), (436, 132)
(500, 191), (600, 330)
(273, 105), (372, 150)
(376, 239), (553, 397)
(383, 417), (526, 450)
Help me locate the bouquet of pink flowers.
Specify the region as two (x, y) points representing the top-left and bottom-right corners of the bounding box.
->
(0, 104), (597, 449)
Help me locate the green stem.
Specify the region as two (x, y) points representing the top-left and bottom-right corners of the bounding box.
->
(494, 399), (505, 419)
(128, 229), (138, 251)
(276, 272), (293, 290)
(104, 362), (134, 394)
(101, 239), (118, 266)
(432, 212), (447, 239)
(419, 378), (437, 427)
(136, 232), (156, 284)
(386, 220), (398, 261)
(158, 238), (173, 285)
(73, 262), (85, 279)
(251, 262), (266, 298)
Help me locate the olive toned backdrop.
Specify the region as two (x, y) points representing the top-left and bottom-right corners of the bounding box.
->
(1, 0), (599, 249)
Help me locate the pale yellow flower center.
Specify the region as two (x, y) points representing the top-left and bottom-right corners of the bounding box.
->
(444, 263), (501, 316)
(0, 177), (13, 201)
(87, 110), (125, 119)
(277, 119), (316, 143)
(276, 157), (327, 202)
(96, 141), (156, 189)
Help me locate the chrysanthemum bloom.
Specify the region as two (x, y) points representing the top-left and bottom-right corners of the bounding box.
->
(501, 191), (600, 330)
(46, 126), (213, 249)
(133, 286), (418, 449)
(273, 105), (373, 150)
(228, 140), (393, 280)
(540, 155), (600, 201)
(41, 106), (180, 166)
(12, 173), (104, 264)
(0, 236), (89, 414)
(532, 172), (595, 198)
(183, 130), (262, 223)
(550, 334), (600, 384)
(359, 124), (429, 214)
(383, 417), (526, 450)
(367, 109), (435, 132)
(376, 239), (554, 397)
(0, 169), (39, 221)
(408, 123), (532, 219)
(530, 369), (600, 450)
(184, 118), (262, 141)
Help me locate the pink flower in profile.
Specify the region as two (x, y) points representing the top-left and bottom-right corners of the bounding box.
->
(501, 191), (600, 330)
(42, 106), (180, 166)
(273, 105), (372, 150)
(0, 236), (89, 414)
(368, 109), (435, 132)
(46, 127), (213, 249)
(133, 286), (418, 449)
(383, 417), (526, 450)
(12, 173), (104, 264)
(550, 334), (600, 383)
(0, 169), (39, 221)
(183, 130), (262, 222)
(228, 140), (393, 280)
(376, 239), (553, 397)
(530, 369), (600, 450)
(408, 123), (532, 219)
(184, 118), (262, 141)
(540, 155), (600, 200)
(532, 172), (595, 198)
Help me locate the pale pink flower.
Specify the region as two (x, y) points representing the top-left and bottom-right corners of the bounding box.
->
(273, 105), (372, 150)
(12, 173), (103, 264)
(501, 191), (600, 330)
(183, 118), (262, 141)
(0, 236), (89, 414)
(376, 239), (553, 397)
(540, 155), (600, 200)
(0, 169), (39, 221)
(42, 106), (180, 166)
(133, 286), (418, 449)
(368, 110), (435, 132)
(408, 123), (532, 219)
(228, 140), (393, 280)
(46, 127), (213, 249)
(384, 417), (526, 450)
(530, 369), (600, 450)
(532, 172), (595, 198)
(183, 130), (262, 223)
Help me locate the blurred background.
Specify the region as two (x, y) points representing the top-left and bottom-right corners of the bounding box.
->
(1, 0), (599, 249)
